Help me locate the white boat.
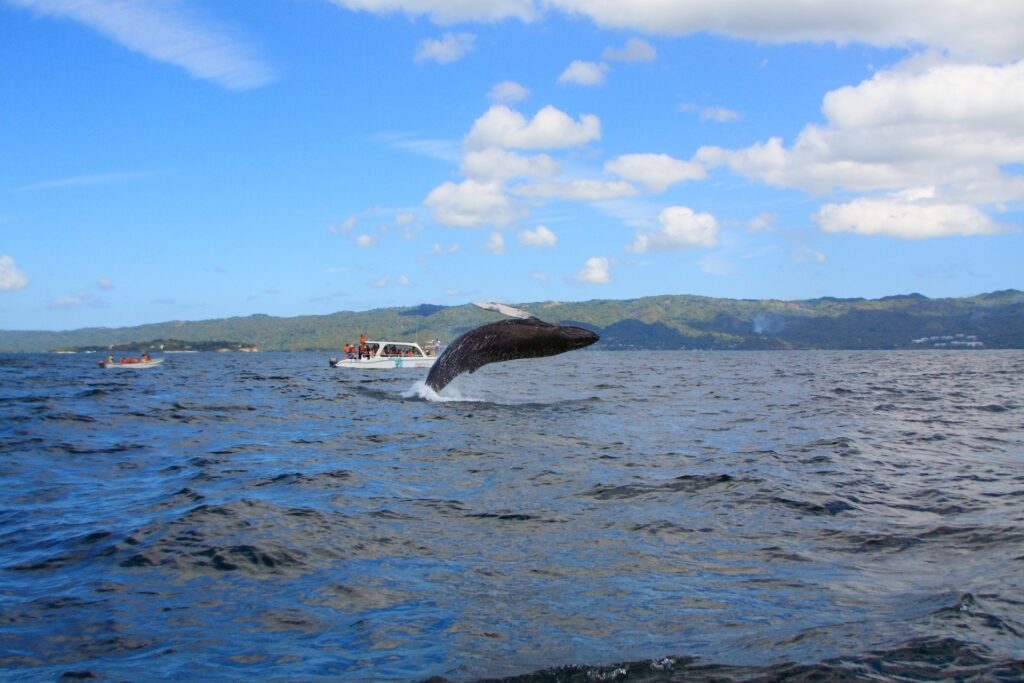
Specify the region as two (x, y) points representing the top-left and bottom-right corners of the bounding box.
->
(98, 357), (165, 369)
(329, 341), (436, 370)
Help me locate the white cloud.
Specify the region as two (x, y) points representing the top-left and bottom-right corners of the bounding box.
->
(814, 191), (1002, 239)
(701, 106), (740, 122)
(484, 231), (505, 254)
(696, 57), (1024, 239)
(489, 80), (530, 103)
(748, 213), (778, 233)
(518, 225), (557, 247)
(605, 153), (706, 192)
(530, 270), (549, 282)
(514, 179), (636, 201)
(330, 2), (1024, 61)
(575, 256), (611, 284)
(329, 0), (538, 24)
(393, 211), (422, 239)
(557, 59), (608, 86)
(433, 242), (460, 254)
(678, 103), (741, 123)
(544, 0), (1024, 62)
(96, 276), (113, 289)
(369, 276), (390, 288)
(603, 37), (656, 62)
(397, 274), (411, 286)
(628, 206), (720, 252)
(822, 57), (1024, 133)
(0, 255), (28, 291)
(330, 216), (357, 234)
(466, 105), (601, 150)
(697, 59), (1024, 200)
(793, 247), (827, 263)
(461, 148), (560, 180)
(50, 292), (103, 308)
(8, 0), (276, 90)
(415, 32), (475, 63)
(424, 179), (522, 227)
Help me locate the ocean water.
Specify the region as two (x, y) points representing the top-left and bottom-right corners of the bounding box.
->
(1, 350), (1022, 681)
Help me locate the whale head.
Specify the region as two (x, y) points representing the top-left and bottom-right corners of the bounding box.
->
(553, 324), (600, 351)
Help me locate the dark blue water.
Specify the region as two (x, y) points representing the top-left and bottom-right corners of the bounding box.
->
(1, 351), (1022, 681)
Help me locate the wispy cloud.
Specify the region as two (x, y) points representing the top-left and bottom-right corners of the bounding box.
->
(484, 231), (505, 254)
(7, 0), (276, 90)
(603, 37), (656, 63)
(700, 106), (741, 123)
(17, 170), (160, 192)
(415, 32), (475, 64)
(678, 103), (741, 123)
(50, 291), (106, 308)
(377, 132), (461, 163)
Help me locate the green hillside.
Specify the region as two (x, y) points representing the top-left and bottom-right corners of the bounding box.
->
(1, 290), (1022, 352)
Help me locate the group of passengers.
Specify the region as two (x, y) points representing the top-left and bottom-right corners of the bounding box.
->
(340, 334), (371, 360)
(107, 352), (151, 365)
(340, 334), (437, 360)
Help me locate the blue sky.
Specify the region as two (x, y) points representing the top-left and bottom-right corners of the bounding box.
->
(2, 0), (1022, 331)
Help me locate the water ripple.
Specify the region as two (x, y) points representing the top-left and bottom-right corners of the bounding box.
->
(0, 350), (1021, 681)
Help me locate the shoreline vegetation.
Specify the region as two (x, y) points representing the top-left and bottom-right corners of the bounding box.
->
(51, 340), (260, 354)
(2, 290), (1021, 353)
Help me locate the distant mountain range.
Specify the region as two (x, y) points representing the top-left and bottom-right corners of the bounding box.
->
(2, 290), (1022, 353)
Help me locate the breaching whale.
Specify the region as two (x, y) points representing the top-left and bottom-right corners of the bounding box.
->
(424, 303), (600, 392)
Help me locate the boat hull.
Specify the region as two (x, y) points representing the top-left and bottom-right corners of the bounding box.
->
(329, 357), (435, 369)
(99, 358), (165, 369)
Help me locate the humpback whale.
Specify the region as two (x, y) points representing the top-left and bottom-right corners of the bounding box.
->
(425, 305), (600, 392)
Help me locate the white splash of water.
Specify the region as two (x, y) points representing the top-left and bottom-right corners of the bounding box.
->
(403, 380), (475, 402)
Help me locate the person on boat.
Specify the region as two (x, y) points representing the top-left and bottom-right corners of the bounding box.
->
(433, 339), (442, 356)
(142, 352), (151, 362)
(106, 355), (114, 365)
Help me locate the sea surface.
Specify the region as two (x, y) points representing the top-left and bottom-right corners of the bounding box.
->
(1, 350), (1022, 681)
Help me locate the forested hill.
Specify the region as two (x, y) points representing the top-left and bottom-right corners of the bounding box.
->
(2, 290), (1022, 352)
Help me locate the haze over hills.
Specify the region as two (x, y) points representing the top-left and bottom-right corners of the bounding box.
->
(1, 290), (1022, 353)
